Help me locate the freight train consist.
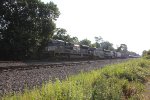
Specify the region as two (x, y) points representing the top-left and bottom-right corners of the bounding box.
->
(44, 39), (129, 59)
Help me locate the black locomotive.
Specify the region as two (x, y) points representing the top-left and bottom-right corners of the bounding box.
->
(43, 39), (128, 60)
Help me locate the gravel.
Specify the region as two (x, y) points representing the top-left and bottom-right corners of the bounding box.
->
(0, 59), (127, 96)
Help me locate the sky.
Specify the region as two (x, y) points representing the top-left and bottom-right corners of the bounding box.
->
(42, 0), (150, 55)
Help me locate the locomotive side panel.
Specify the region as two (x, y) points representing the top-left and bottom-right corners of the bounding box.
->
(104, 50), (113, 58)
(44, 39), (129, 60)
(94, 48), (105, 59)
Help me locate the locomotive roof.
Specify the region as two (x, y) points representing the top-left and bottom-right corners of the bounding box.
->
(80, 45), (89, 49)
(80, 45), (89, 47)
(74, 44), (80, 46)
(52, 39), (65, 43)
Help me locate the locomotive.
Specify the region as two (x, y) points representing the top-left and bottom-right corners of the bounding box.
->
(44, 39), (128, 60)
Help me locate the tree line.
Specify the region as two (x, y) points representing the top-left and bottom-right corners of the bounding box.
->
(53, 28), (136, 56)
(53, 28), (115, 50)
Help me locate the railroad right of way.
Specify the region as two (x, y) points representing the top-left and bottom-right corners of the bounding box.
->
(0, 59), (128, 96)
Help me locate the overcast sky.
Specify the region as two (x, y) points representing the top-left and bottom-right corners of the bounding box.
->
(42, 0), (150, 54)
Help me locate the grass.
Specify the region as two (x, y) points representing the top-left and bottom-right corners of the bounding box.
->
(2, 58), (150, 100)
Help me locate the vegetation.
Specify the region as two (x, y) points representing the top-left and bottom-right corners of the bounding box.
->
(80, 38), (92, 47)
(142, 50), (150, 59)
(92, 36), (103, 48)
(79, 36), (115, 51)
(117, 44), (128, 52)
(100, 41), (114, 50)
(52, 28), (79, 44)
(0, 0), (60, 60)
(2, 58), (150, 100)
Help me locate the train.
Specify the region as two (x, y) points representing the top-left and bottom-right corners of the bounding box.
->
(43, 39), (129, 60)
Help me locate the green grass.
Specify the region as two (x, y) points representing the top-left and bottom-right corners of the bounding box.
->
(2, 58), (150, 100)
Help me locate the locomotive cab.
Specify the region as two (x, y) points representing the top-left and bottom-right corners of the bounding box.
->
(94, 48), (105, 59)
(104, 49), (114, 59)
(80, 45), (89, 56)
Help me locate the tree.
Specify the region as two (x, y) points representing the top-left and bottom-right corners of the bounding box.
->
(53, 28), (68, 40)
(94, 36), (103, 48)
(117, 44), (128, 52)
(91, 43), (96, 48)
(52, 28), (79, 44)
(80, 39), (91, 46)
(100, 41), (114, 50)
(142, 50), (147, 57)
(0, 0), (60, 60)
(95, 36), (103, 43)
(70, 36), (79, 44)
(116, 44), (128, 58)
(142, 50), (150, 59)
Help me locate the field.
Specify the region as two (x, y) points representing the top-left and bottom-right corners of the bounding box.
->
(2, 58), (150, 100)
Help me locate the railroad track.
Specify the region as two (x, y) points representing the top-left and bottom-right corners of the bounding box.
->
(0, 59), (127, 96)
(0, 60), (106, 71)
